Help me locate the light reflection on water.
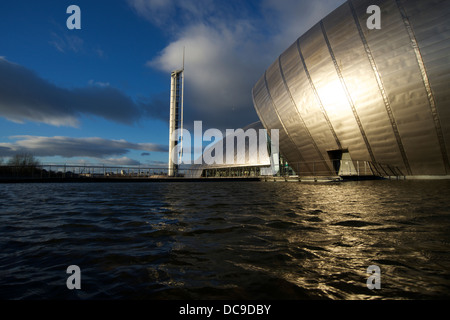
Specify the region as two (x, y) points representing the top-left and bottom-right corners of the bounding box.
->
(0, 180), (449, 299)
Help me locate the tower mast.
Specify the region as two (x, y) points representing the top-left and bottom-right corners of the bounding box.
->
(168, 48), (185, 177)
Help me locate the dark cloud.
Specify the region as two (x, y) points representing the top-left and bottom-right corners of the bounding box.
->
(137, 92), (170, 123)
(0, 58), (164, 127)
(0, 135), (167, 159)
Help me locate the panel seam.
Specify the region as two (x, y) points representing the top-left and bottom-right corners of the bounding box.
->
(296, 38), (343, 151)
(320, 20), (377, 163)
(395, 0), (449, 174)
(277, 56), (333, 173)
(263, 71), (312, 173)
(348, 0), (412, 175)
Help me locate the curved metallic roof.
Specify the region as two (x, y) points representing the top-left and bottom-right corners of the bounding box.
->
(197, 121), (271, 169)
(252, 0), (450, 176)
(184, 121), (272, 178)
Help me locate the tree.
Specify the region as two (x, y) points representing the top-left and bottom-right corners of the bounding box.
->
(7, 153), (40, 167)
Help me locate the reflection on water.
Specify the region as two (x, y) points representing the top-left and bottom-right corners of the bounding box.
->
(0, 180), (449, 299)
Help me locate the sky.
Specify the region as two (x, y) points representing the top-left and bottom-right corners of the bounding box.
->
(0, 0), (345, 167)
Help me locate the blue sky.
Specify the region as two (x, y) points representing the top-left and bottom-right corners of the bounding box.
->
(0, 0), (344, 167)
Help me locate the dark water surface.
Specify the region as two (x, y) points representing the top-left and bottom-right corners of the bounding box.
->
(1, 180), (450, 300)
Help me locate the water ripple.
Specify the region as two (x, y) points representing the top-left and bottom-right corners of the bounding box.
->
(0, 180), (450, 299)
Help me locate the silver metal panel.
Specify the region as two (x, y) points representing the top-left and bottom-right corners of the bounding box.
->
(285, 40), (342, 153)
(263, 70), (308, 170)
(252, 77), (270, 132)
(253, 72), (302, 169)
(320, 18), (377, 164)
(281, 42), (339, 175)
(266, 57), (324, 173)
(395, 0), (448, 174)
(252, 0), (450, 176)
(348, 0), (412, 174)
(324, 1), (408, 172)
(301, 23), (370, 162)
(364, 0), (446, 175)
(402, 0), (450, 173)
(278, 48), (335, 175)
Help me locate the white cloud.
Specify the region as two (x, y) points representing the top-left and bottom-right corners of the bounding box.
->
(127, 0), (221, 30)
(127, 0), (174, 26)
(88, 79), (110, 87)
(49, 32), (84, 53)
(132, 0), (346, 129)
(260, 0), (347, 48)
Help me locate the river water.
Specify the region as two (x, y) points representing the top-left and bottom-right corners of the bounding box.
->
(0, 180), (449, 300)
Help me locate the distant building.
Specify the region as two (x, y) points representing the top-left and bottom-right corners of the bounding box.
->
(186, 121), (280, 178)
(252, 0), (450, 177)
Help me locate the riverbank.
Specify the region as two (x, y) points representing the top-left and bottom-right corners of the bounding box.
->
(0, 176), (263, 183)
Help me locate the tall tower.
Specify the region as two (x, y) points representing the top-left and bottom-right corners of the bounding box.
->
(168, 52), (185, 177)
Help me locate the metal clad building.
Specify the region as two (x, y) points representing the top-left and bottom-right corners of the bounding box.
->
(252, 0), (450, 176)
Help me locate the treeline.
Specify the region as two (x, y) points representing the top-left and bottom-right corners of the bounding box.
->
(1, 153), (40, 167)
(0, 154), (42, 178)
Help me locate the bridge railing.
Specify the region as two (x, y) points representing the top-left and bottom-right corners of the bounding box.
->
(0, 159), (405, 180)
(277, 159), (404, 178)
